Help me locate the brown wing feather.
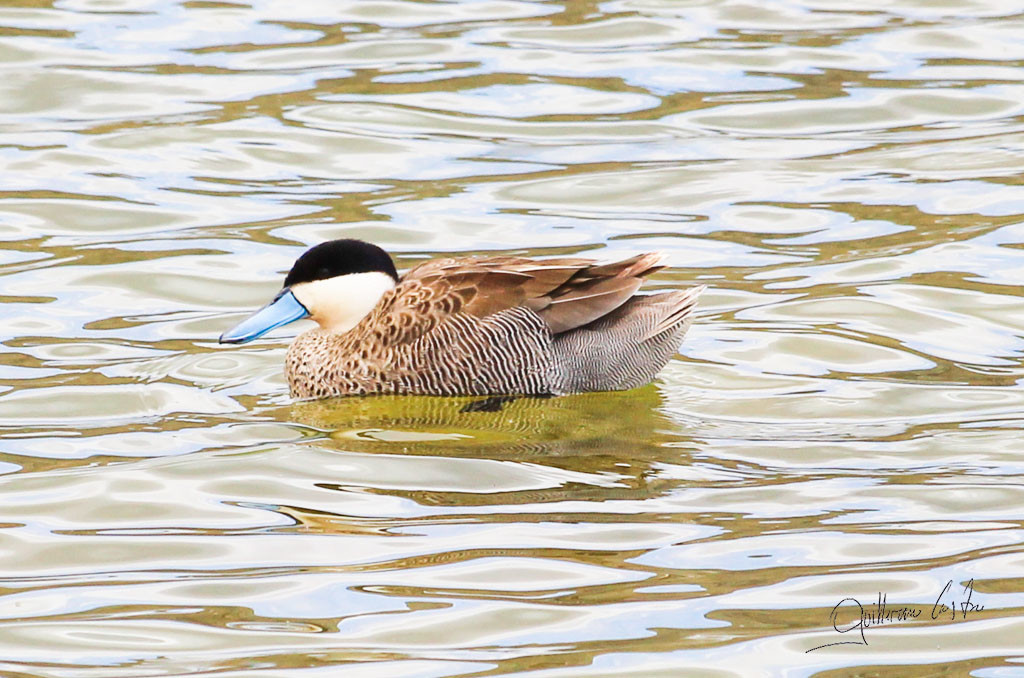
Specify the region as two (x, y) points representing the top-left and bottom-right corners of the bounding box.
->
(577, 252), (665, 279)
(539, 277), (644, 334)
(372, 251), (667, 344)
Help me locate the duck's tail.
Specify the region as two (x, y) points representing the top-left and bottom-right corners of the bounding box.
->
(551, 285), (705, 393)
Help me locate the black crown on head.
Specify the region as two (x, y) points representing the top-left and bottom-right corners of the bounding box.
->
(284, 239), (399, 287)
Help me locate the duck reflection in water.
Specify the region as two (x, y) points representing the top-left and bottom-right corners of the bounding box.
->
(274, 385), (702, 509)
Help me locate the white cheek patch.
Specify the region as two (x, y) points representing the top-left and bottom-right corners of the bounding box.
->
(291, 271), (396, 334)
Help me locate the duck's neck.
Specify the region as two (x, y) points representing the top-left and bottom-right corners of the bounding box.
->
(290, 271), (397, 334)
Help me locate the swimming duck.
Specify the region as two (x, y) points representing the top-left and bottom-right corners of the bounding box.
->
(220, 239), (705, 400)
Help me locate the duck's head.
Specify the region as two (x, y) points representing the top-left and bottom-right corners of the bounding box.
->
(219, 239), (399, 344)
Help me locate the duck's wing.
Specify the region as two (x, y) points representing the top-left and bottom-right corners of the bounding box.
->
(531, 253), (667, 333)
(374, 253), (666, 343)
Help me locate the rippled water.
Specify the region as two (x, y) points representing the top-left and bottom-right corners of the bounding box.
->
(3, 0), (1024, 675)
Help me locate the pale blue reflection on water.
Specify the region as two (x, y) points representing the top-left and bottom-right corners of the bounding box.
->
(2, 0), (1024, 676)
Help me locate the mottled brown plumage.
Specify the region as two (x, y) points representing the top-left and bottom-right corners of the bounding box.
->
(282, 250), (704, 400)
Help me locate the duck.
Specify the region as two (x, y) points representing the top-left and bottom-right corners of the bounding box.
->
(219, 239), (705, 400)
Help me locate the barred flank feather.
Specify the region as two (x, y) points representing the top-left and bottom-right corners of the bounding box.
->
(551, 286), (705, 393)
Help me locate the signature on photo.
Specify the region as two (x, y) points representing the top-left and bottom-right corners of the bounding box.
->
(806, 579), (985, 653)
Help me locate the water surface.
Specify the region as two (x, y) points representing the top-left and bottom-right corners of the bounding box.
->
(2, 0), (1024, 676)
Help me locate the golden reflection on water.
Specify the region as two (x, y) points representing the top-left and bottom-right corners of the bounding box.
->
(2, 0), (1024, 675)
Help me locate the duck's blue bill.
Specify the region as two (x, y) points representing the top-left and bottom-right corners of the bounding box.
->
(219, 288), (309, 344)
